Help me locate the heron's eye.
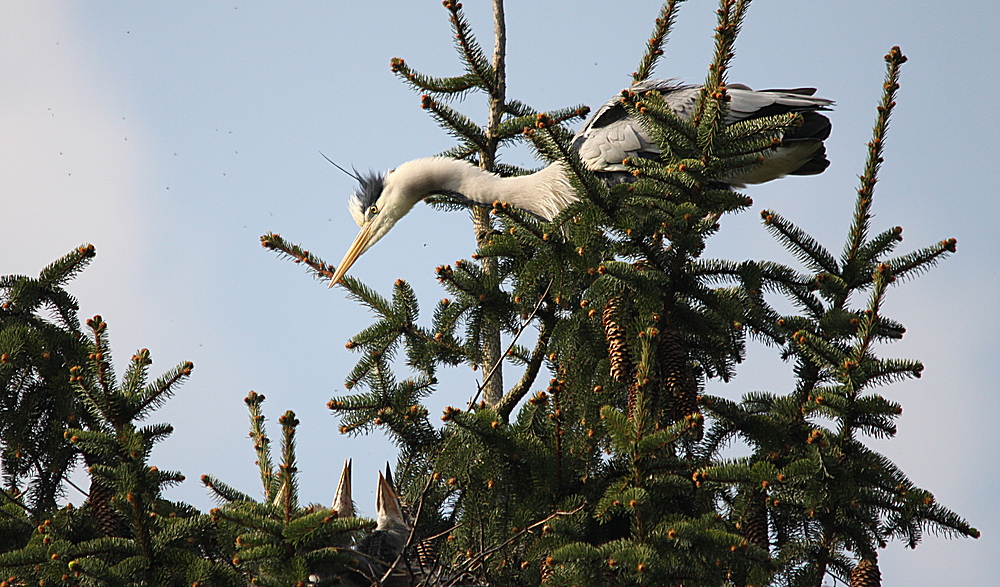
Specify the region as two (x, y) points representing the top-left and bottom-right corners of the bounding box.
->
(369, 205), (379, 215)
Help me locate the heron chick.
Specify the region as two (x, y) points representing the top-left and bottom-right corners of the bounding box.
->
(332, 459), (354, 518)
(330, 80), (833, 286)
(347, 472), (411, 586)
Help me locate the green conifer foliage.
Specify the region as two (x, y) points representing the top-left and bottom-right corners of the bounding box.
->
(203, 392), (369, 587)
(0, 1), (977, 586)
(263, 2), (977, 586)
(0, 245), (95, 517)
(695, 48), (978, 587)
(0, 300), (242, 586)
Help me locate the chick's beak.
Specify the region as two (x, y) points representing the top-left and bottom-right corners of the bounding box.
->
(330, 220), (378, 287)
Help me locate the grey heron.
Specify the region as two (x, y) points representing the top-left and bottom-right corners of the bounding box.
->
(330, 80), (833, 286)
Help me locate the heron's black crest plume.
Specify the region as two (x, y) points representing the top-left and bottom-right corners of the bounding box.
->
(318, 152), (386, 226)
(347, 169), (387, 227)
(320, 151), (362, 181)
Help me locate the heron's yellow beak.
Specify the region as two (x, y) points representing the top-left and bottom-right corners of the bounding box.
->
(329, 220), (378, 287)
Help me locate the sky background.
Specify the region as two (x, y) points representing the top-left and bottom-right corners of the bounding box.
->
(1, 1), (997, 584)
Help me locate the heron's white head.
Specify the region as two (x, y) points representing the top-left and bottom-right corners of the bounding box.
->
(329, 166), (421, 286)
(329, 158), (482, 287)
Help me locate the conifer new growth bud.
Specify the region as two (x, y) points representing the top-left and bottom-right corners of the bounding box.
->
(528, 391), (548, 406)
(886, 45), (907, 64)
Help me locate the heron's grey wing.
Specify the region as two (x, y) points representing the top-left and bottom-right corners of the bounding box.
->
(573, 80), (696, 173)
(572, 80), (834, 186)
(720, 87), (834, 185)
(655, 84), (702, 121)
(725, 87), (834, 124)
(574, 116), (660, 173)
(756, 87), (817, 96)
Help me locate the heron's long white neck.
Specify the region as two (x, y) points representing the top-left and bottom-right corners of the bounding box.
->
(389, 157), (576, 221)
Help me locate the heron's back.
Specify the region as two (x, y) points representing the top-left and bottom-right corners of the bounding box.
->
(572, 80), (833, 186)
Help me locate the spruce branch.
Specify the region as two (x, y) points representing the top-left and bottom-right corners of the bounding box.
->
(719, 111), (802, 160)
(885, 238), (956, 283)
(848, 266), (892, 368)
(621, 90), (699, 159)
(632, 0), (686, 83)
(443, 0), (497, 90)
(469, 278), (552, 412)
(694, 0), (751, 151)
(276, 411), (300, 523)
(420, 94), (490, 152)
(201, 473), (255, 504)
(522, 124), (608, 209)
(850, 226), (904, 275)
(260, 232), (336, 282)
(791, 329), (850, 374)
(761, 209), (840, 275)
(133, 358), (193, 422)
(496, 312), (555, 421)
(495, 105), (589, 143)
(343, 278), (396, 324)
(245, 391), (279, 502)
(390, 57), (481, 96)
(36, 243), (96, 294)
(843, 46), (907, 268)
(489, 200), (546, 241)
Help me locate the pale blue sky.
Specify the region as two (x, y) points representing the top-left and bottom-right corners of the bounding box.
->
(2, 1), (997, 584)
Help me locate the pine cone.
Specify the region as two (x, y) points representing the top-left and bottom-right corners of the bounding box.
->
(540, 557), (555, 583)
(657, 327), (698, 423)
(415, 537), (439, 569)
(850, 558), (881, 587)
(88, 478), (126, 538)
(626, 380), (640, 419)
(741, 490), (770, 552)
(602, 297), (633, 384)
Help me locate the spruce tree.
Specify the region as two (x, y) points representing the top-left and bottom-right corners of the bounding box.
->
(202, 392), (369, 586)
(0, 2), (980, 586)
(0, 245), (95, 519)
(0, 269), (241, 585)
(264, 1), (978, 586)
